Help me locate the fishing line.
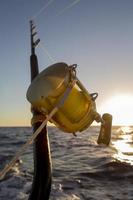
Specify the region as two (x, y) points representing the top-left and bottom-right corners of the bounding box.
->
(30, 0), (56, 64)
(40, 43), (55, 63)
(32, 0), (54, 20)
(57, 0), (80, 16)
(31, 0), (81, 63)
(31, 23), (55, 63)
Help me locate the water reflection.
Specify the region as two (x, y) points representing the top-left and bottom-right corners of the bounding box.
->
(112, 126), (133, 165)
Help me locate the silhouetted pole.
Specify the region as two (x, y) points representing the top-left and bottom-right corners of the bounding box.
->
(28, 20), (52, 200)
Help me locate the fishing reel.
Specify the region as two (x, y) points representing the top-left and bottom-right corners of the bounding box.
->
(27, 62), (112, 145)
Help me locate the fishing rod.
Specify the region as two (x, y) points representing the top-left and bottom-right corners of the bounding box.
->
(28, 20), (52, 200)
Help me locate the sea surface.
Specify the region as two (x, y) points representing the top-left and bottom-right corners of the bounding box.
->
(0, 126), (133, 200)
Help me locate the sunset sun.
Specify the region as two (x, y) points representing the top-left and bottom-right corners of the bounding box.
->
(100, 94), (133, 125)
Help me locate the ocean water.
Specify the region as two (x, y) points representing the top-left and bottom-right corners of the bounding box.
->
(0, 126), (133, 200)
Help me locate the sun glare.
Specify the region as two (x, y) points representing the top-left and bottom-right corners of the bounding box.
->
(100, 94), (133, 125)
(112, 126), (133, 165)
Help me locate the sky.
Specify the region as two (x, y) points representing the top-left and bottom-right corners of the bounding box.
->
(0, 0), (133, 126)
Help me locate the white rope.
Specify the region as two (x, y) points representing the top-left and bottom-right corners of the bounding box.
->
(0, 107), (58, 180)
(0, 74), (76, 180)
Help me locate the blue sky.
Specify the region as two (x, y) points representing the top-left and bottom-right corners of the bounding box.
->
(0, 0), (133, 126)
